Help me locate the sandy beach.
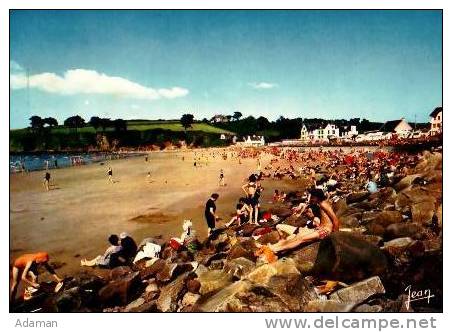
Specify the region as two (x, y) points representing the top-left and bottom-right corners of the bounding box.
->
(10, 149), (304, 277)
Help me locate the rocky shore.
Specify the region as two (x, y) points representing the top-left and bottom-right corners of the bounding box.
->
(12, 150), (442, 313)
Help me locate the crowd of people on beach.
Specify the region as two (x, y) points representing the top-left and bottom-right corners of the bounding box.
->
(10, 144), (439, 306)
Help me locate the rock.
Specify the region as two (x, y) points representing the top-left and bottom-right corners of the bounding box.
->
(375, 211), (404, 227)
(305, 300), (354, 312)
(227, 242), (256, 262)
(155, 263), (178, 283)
(423, 238), (442, 253)
(209, 259), (226, 270)
(312, 232), (388, 282)
(246, 258), (300, 285)
(346, 191), (370, 204)
(198, 270), (233, 295)
(333, 198), (348, 217)
(329, 276), (385, 305)
(437, 204), (442, 228)
(109, 266), (133, 281)
(186, 279), (201, 294)
(339, 215), (360, 228)
(288, 242), (320, 273)
(198, 280), (252, 312)
(156, 273), (189, 312)
(55, 287), (82, 312)
(382, 237), (415, 250)
(270, 206), (293, 219)
(139, 259), (167, 280)
(365, 221), (386, 236)
(221, 286), (290, 312)
(124, 297), (145, 312)
(266, 274), (319, 311)
(199, 251), (228, 266)
(357, 234), (384, 247)
(181, 292), (201, 307)
(224, 257), (256, 279)
(127, 300), (158, 313)
(145, 280), (159, 293)
(354, 304), (383, 312)
(98, 271), (140, 307)
(411, 201), (435, 225)
(238, 224), (259, 237)
(393, 174), (421, 192)
(385, 223), (425, 240)
(257, 231), (281, 244)
(403, 188), (436, 205)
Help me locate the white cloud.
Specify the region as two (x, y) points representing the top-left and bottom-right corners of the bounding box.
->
(10, 66), (189, 100)
(248, 82), (278, 89)
(10, 60), (24, 73)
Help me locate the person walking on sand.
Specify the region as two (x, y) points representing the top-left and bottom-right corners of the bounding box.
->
(43, 172), (51, 191)
(10, 252), (63, 302)
(107, 167), (114, 184)
(219, 169), (225, 186)
(205, 193), (219, 236)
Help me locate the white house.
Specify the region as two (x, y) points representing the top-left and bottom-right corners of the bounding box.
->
(339, 125), (358, 139)
(239, 135), (265, 147)
(429, 107), (442, 135)
(379, 118), (413, 137)
(300, 124), (310, 141)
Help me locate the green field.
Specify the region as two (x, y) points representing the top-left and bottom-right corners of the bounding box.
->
(11, 121), (236, 135)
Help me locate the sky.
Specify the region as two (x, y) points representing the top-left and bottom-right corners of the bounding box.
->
(10, 10), (442, 129)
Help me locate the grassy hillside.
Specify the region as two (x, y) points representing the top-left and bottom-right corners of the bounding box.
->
(11, 120), (235, 135)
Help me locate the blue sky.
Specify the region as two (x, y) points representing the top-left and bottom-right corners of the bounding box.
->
(10, 10), (442, 129)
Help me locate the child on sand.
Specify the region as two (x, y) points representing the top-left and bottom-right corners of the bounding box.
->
(107, 167), (113, 183)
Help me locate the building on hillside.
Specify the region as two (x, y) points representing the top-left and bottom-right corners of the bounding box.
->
(300, 124), (310, 141)
(379, 118), (413, 137)
(210, 114), (229, 123)
(339, 125), (359, 139)
(238, 135), (265, 147)
(429, 106), (442, 135)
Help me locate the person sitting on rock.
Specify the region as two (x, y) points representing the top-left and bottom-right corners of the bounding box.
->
(259, 189), (340, 253)
(118, 232), (138, 265)
(80, 234), (122, 268)
(11, 252), (64, 302)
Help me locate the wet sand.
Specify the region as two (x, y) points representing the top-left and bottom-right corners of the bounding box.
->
(10, 149), (304, 277)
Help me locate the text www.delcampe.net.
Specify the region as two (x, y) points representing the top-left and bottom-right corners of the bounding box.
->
(265, 316), (438, 330)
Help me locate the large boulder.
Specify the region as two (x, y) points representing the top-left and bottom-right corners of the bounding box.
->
(374, 211), (404, 227)
(257, 231), (281, 244)
(393, 174), (421, 192)
(411, 201), (435, 225)
(287, 242), (320, 273)
(346, 191), (370, 204)
(329, 276), (385, 305)
(385, 223), (425, 240)
(305, 300), (354, 312)
(245, 258), (300, 285)
(224, 257), (256, 279)
(198, 270), (233, 295)
(156, 273), (189, 312)
(227, 241), (257, 262)
(198, 280), (252, 312)
(220, 286), (290, 312)
(312, 232), (388, 282)
(98, 272), (140, 307)
(265, 274), (319, 311)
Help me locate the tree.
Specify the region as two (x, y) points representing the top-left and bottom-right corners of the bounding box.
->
(100, 118), (112, 132)
(233, 111), (242, 121)
(89, 116), (102, 132)
(64, 115), (86, 133)
(43, 117), (58, 127)
(256, 116), (270, 131)
(226, 115), (232, 122)
(180, 114), (194, 131)
(29, 115), (43, 131)
(113, 119), (127, 132)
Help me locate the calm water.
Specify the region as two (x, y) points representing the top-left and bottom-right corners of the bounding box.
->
(9, 152), (143, 173)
